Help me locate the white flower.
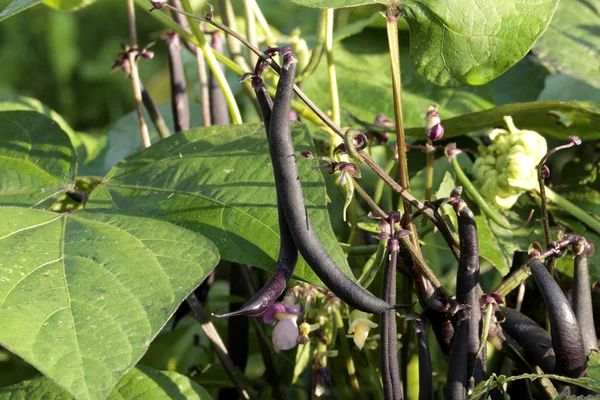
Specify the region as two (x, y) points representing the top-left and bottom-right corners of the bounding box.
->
(347, 310), (378, 350)
(472, 116), (547, 209)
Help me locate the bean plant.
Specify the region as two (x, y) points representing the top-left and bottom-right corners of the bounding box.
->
(0, 0), (599, 399)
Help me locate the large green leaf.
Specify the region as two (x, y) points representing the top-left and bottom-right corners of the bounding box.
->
(533, 0), (600, 89)
(0, 111), (76, 207)
(0, 365), (213, 399)
(96, 103), (204, 177)
(0, 97), (106, 178)
(302, 30), (548, 130)
(475, 212), (545, 276)
(0, 207), (219, 400)
(0, 0), (41, 22)
(302, 30), (494, 129)
(86, 122), (350, 285)
(539, 74), (600, 103)
(405, 101), (600, 140)
(400, 0), (559, 86)
(288, 0), (379, 8)
(42, 0), (96, 11)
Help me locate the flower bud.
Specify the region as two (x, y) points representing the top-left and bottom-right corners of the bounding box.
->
(472, 116), (547, 209)
(347, 310), (378, 350)
(425, 105), (444, 141)
(150, 0), (166, 10)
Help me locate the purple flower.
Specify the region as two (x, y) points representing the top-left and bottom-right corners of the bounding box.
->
(272, 319), (300, 352)
(262, 302), (302, 324)
(263, 298), (303, 352)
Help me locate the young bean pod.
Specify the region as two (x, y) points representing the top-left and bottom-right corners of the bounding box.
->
(267, 51), (391, 313)
(446, 308), (469, 400)
(499, 307), (555, 373)
(572, 237), (599, 354)
(452, 198), (484, 386)
(528, 257), (587, 377)
(213, 76), (299, 318)
(380, 234), (402, 399)
(415, 319), (433, 400)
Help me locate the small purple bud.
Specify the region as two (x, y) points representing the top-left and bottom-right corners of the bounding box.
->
(426, 123), (444, 141)
(587, 241), (595, 256)
(445, 144), (462, 162)
(289, 111), (299, 121)
(541, 164), (551, 179)
(570, 136), (582, 145)
(300, 151), (313, 159)
(149, 0), (166, 10)
(140, 49), (154, 60)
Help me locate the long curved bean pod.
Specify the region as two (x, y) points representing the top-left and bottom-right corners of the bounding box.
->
(529, 257), (587, 377)
(452, 199), (484, 386)
(213, 77), (298, 318)
(446, 309), (469, 400)
(572, 238), (599, 354)
(500, 307), (556, 373)
(267, 51), (391, 313)
(380, 236), (402, 400)
(415, 319), (433, 400)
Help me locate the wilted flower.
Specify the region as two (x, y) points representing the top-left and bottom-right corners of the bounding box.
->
(472, 116), (547, 209)
(263, 294), (303, 352)
(312, 366), (332, 397)
(347, 310), (378, 350)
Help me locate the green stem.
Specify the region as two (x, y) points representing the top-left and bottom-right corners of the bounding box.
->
(492, 264), (529, 298)
(373, 158), (396, 205)
(325, 8), (340, 128)
(179, 0), (243, 124)
(248, 0), (276, 47)
(297, 10), (327, 83)
(451, 155), (528, 231)
(544, 186), (600, 236)
(352, 177), (388, 219)
(243, 0), (258, 67)
(386, 5), (419, 251)
(333, 308), (361, 394)
(425, 140), (434, 201)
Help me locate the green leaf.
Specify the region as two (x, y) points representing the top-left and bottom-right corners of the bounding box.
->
(302, 30), (495, 130)
(42, 0), (97, 11)
(288, 0), (380, 9)
(86, 122), (350, 286)
(0, 365), (213, 399)
(400, 0), (559, 86)
(0, 207), (219, 400)
(405, 101), (600, 140)
(0, 111), (76, 207)
(98, 103), (203, 177)
(0, 97), (105, 177)
(475, 211), (544, 276)
(540, 74), (600, 103)
(533, 0), (600, 89)
(0, 0), (41, 22)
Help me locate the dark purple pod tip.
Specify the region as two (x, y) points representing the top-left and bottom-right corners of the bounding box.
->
(541, 164), (550, 179)
(300, 151), (313, 159)
(203, 3), (214, 20)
